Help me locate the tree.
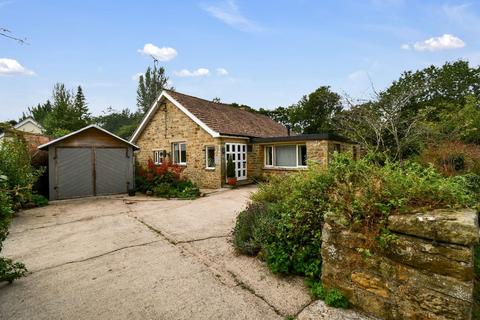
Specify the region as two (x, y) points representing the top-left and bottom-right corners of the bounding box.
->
(137, 62), (170, 113)
(42, 83), (91, 136)
(94, 107), (142, 139)
(290, 86), (343, 133)
(21, 100), (53, 125)
(74, 86), (90, 121)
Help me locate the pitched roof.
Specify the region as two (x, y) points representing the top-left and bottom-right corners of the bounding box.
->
(130, 90), (288, 142)
(38, 124), (139, 150)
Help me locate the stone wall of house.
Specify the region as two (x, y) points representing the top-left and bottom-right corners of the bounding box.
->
(321, 208), (479, 320)
(135, 100), (222, 189)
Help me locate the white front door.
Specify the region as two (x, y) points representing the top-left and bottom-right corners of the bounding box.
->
(225, 143), (247, 181)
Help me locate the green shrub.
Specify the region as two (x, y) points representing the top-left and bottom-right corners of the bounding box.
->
(235, 166), (332, 278)
(30, 194), (48, 207)
(327, 154), (478, 228)
(233, 152), (478, 309)
(0, 257), (27, 283)
(0, 136), (43, 208)
(233, 203), (265, 256)
(324, 288), (349, 309)
(305, 279), (349, 309)
(306, 278), (327, 300)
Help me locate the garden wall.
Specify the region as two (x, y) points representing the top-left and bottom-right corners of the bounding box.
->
(321, 208), (479, 320)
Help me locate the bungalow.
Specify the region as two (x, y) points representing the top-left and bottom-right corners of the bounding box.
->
(130, 90), (357, 189)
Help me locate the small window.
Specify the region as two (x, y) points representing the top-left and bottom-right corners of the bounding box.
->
(206, 146), (215, 169)
(172, 142), (187, 165)
(333, 143), (341, 153)
(153, 150), (164, 165)
(297, 145), (307, 166)
(352, 146), (357, 160)
(265, 146), (273, 167)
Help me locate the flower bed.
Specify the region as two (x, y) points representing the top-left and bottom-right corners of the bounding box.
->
(135, 159), (200, 199)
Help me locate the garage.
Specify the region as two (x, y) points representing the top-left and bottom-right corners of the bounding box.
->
(38, 125), (139, 200)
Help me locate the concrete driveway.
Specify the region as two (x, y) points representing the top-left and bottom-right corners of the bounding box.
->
(0, 186), (370, 320)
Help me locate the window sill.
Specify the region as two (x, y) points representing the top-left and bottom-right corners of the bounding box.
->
(174, 163), (187, 167)
(205, 168), (216, 171)
(263, 166), (307, 171)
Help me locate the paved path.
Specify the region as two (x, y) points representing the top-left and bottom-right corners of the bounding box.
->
(0, 186), (371, 320)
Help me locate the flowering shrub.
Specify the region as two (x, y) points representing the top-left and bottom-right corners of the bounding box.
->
(136, 159), (199, 199)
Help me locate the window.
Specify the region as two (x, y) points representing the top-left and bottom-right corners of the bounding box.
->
(264, 144), (307, 168)
(172, 142), (187, 165)
(298, 145), (307, 166)
(206, 146), (215, 169)
(333, 143), (341, 152)
(265, 146), (273, 167)
(153, 150), (165, 165)
(275, 145), (297, 167)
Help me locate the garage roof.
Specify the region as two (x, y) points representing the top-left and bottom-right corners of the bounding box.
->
(38, 125), (140, 150)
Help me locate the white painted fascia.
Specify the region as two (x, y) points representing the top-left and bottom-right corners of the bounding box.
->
(129, 90), (220, 143)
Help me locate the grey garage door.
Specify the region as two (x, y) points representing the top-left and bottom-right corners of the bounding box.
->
(95, 148), (129, 196)
(55, 147), (130, 200)
(56, 148), (94, 200)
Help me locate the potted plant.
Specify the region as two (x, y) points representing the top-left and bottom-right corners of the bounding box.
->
(226, 157), (237, 186)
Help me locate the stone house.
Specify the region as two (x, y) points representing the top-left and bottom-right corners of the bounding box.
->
(130, 90), (357, 189)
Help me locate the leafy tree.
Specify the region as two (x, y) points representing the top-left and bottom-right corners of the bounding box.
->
(259, 86), (343, 134)
(339, 60), (480, 160)
(94, 107), (142, 139)
(42, 83), (91, 136)
(21, 100), (52, 125)
(137, 62), (170, 113)
(258, 106), (294, 129)
(383, 60), (480, 119)
(290, 86), (343, 133)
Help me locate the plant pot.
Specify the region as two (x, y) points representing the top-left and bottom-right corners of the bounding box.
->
(227, 177), (237, 186)
(128, 189), (136, 196)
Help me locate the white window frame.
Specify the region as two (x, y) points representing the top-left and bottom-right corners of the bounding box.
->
(205, 145), (215, 169)
(172, 142), (187, 165)
(264, 144), (307, 169)
(264, 146), (274, 167)
(153, 149), (164, 165)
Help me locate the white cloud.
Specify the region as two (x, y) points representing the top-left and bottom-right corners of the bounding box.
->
(202, 0), (261, 32)
(400, 43), (410, 50)
(216, 68), (228, 76)
(412, 34), (465, 52)
(173, 68), (210, 77)
(0, 58), (35, 76)
(137, 43), (177, 61)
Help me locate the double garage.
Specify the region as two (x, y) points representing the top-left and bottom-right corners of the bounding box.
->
(39, 125), (139, 200)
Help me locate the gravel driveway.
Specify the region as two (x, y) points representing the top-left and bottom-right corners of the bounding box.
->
(0, 186), (370, 320)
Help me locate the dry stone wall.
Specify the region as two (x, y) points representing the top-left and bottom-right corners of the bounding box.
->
(321, 208), (479, 320)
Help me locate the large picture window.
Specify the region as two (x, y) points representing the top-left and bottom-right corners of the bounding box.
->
(172, 142), (187, 165)
(264, 144), (307, 168)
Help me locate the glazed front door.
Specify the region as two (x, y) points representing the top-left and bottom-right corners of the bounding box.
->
(225, 143), (247, 181)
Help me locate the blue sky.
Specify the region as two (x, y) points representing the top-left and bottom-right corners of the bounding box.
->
(1, 0), (479, 121)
